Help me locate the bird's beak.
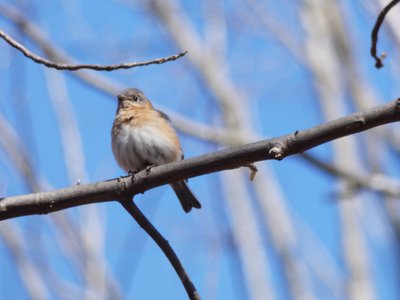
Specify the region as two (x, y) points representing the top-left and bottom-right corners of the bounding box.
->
(117, 95), (124, 101)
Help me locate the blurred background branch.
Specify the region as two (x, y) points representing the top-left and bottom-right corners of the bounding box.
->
(1, 1), (400, 300)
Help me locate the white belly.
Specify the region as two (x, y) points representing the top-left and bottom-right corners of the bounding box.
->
(112, 123), (181, 172)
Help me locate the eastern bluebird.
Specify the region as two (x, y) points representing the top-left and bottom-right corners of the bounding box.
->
(111, 88), (201, 213)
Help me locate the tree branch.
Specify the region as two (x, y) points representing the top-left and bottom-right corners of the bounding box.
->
(0, 28), (187, 71)
(370, 0), (400, 68)
(119, 198), (201, 300)
(1, 97), (400, 221)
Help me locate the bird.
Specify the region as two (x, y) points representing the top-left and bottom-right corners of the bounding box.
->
(111, 88), (201, 213)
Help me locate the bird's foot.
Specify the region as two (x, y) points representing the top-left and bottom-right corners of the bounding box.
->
(128, 170), (138, 183)
(145, 164), (157, 175)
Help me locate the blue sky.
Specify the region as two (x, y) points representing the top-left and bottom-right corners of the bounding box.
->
(1, 1), (400, 300)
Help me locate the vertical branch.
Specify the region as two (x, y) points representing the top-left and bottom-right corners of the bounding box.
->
(220, 171), (276, 300)
(44, 70), (88, 184)
(0, 223), (49, 300)
(301, 1), (376, 299)
(251, 167), (315, 300)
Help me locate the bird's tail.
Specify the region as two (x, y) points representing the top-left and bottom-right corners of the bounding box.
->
(171, 181), (201, 213)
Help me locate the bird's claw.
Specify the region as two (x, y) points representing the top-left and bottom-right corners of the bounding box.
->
(145, 164), (157, 175)
(128, 170), (137, 183)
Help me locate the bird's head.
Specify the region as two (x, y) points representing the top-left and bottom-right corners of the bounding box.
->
(117, 88), (153, 111)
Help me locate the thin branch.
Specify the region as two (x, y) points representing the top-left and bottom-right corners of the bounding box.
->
(119, 198), (201, 300)
(1, 97), (400, 220)
(370, 0), (400, 68)
(0, 29), (187, 71)
(0, 4), (122, 95)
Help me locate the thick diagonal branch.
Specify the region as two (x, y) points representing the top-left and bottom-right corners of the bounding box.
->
(1, 98), (400, 221)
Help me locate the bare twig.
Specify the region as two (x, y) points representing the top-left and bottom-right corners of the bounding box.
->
(119, 198), (201, 300)
(1, 97), (400, 220)
(370, 0), (400, 68)
(0, 4), (122, 95)
(0, 29), (187, 71)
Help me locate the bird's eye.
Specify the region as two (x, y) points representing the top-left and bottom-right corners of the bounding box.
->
(132, 96), (140, 102)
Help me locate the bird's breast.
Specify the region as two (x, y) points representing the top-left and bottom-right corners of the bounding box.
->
(112, 121), (182, 172)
